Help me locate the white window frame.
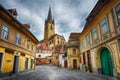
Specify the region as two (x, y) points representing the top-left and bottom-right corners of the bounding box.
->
(16, 33), (21, 45)
(1, 25), (9, 40)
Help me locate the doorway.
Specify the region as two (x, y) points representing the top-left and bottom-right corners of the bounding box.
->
(100, 48), (113, 76)
(0, 53), (3, 71)
(64, 60), (67, 68)
(30, 59), (33, 69)
(25, 58), (29, 70)
(73, 59), (77, 69)
(13, 56), (19, 74)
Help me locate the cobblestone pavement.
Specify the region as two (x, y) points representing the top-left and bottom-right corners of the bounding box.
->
(1, 65), (118, 80)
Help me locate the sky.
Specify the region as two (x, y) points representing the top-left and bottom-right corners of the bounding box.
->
(0, 0), (98, 41)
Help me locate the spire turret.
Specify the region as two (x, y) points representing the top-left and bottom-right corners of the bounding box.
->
(47, 7), (53, 23)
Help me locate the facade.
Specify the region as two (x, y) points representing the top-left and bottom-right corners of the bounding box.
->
(67, 33), (80, 69)
(79, 0), (120, 77)
(52, 45), (62, 66)
(48, 34), (66, 49)
(58, 44), (66, 67)
(0, 5), (38, 77)
(36, 42), (52, 65)
(52, 44), (66, 66)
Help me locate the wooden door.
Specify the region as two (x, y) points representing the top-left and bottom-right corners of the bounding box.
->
(13, 56), (19, 74)
(73, 59), (77, 69)
(100, 48), (113, 76)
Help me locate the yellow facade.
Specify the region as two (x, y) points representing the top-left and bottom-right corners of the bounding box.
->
(48, 34), (66, 49)
(79, 0), (120, 77)
(67, 47), (79, 69)
(0, 5), (38, 77)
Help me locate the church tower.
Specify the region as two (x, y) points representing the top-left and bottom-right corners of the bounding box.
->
(44, 7), (55, 44)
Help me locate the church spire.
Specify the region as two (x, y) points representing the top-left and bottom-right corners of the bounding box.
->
(47, 6), (53, 23)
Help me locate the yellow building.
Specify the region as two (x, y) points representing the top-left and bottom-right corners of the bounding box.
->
(67, 33), (80, 69)
(0, 5), (38, 77)
(48, 34), (66, 49)
(79, 0), (120, 77)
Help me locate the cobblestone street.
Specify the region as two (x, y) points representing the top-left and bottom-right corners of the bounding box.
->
(1, 65), (118, 80)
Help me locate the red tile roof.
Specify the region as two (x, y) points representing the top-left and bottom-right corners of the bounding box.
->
(23, 24), (30, 29)
(37, 42), (51, 50)
(68, 33), (81, 42)
(8, 9), (18, 16)
(53, 44), (66, 54)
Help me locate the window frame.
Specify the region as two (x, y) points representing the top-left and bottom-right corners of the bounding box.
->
(92, 27), (98, 40)
(1, 25), (9, 40)
(27, 39), (30, 49)
(86, 34), (90, 45)
(100, 17), (108, 34)
(73, 48), (76, 54)
(81, 39), (85, 48)
(16, 33), (21, 45)
(115, 3), (120, 25)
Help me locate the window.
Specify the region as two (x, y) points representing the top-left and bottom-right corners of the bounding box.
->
(32, 44), (34, 51)
(101, 18), (108, 34)
(57, 41), (59, 44)
(83, 53), (86, 64)
(116, 3), (120, 25)
(86, 34), (90, 45)
(50, 26), (52, 30)
(16, 34), (21, 45)
(81, 39), (85, 48)
(38, 55), (41, 57)
(27, 39), (30, 49)
(1, 25), (8, 40)
(93, 27), (98, 40)
(73, 48), (76, 54)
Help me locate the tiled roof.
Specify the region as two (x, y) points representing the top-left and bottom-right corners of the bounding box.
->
(68, 33), (81, 42)
(67, 41), (79, 47)
(37, 42), (51, 50)
(8, 9), (18, 16)
(23, 24), (30, 29)
(53, 44), (66, 54)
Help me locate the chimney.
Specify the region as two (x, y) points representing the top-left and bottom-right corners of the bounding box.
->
(8, 9), (18, 18)
(23, 24), (30, 30)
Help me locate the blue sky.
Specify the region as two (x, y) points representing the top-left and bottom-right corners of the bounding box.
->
(0, 0), (98, 41)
